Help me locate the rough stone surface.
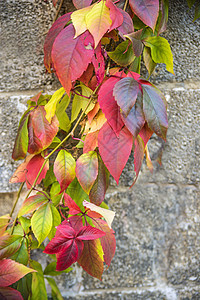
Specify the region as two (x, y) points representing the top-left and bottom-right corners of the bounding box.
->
(0, 0), (200, 299)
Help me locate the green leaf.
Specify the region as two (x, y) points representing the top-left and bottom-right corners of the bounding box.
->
(66, 177), (89, 211)
(44, 261), (72, 276)
(76, 151), (98, 194)
(143, 46), (156, 76)
(144, 36), (174, 74)
(19, 217), (31, 234)
(0, 235), (22, 259)
(129, 56), (141, 74)
(194, 2), (200, 21)
(12, 110), (30, 160)
(124, 29), (144, 57)
(46, 277), (63, 300)
(142, 84), (168, 140)
(108, 40), (135, 67)
(48, 205), (61, 240)
(49, 136), (62, 149)
(56, 94), (71, 132)
(54, 149), (76, 193)
(71, 85), (95, 122)
(17, 273), (32, 300)
(10, 238), (28, 265)
(44, 87), (65, 123)
(43, 165), (57, 188)
(31, 203), (53, 246)
(187, 0), (196, 8)
(30, 261), (47, 300)
(50, 182), (62, 206)
(18, 194), (48, 217)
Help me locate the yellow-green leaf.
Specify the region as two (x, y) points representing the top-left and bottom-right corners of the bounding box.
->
(108, 40), (135, 67)
(31, 203), (53, 246)
(56, 94), (71, 132)
(71, 5), (93, 38)
(143, 46), (156, 76)
(144, 36), (174, 74)
(48, 205), (61, 240)
(85, 0), (112, 47)
(45, 87), (65, 123)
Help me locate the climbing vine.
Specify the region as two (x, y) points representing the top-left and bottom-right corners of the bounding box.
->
(0, 0), (198, 299)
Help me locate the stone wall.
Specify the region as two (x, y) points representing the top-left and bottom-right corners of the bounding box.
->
(0, 0), (199, 299)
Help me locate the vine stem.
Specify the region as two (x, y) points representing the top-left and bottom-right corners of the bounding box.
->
(123, 0), (129, 11)
(10, 85), (100, 232)
(10, 182), (24, 218)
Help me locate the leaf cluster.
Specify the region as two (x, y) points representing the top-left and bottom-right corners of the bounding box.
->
(1, 0), (182, 298)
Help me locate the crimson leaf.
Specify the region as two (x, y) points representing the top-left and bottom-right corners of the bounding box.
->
(98, 122), (133, 184)
(129, 0), (159, 30)
(51, 24), (94, 95)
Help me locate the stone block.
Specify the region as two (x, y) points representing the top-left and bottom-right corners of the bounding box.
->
(0, 0), (74, 92)
(55, 183), (199, 293)
(112, 88), (200, 187)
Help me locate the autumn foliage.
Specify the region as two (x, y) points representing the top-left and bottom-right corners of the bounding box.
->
(1, 0), (190, 298)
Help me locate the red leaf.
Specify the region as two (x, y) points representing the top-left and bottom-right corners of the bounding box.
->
(92, 43), (105, 85)
(54, 150), (76, 193)
(73, 0), (92, 9)
(64, 194), (82, 215)
(18, 194), (48, 217)
(29, 106), (59, 154)
(134, 135), (145, 179)
(121, 91), (145, 138)
(56, 239), (83, 271)
(113, 77), (140, 116)
(83, 131), (99, 153)
(0, 287), (23, 300)
(78, 63), (94, 86)
(118, 9), (134, 38)
(89, 156), (109, 206)
(44, 13), (72, 72)
(106, 0), (123, 32)
(98, 77), (124, 136)
(78, 239), (104, 280)
(92, 218), (116, 266)
(129, 0), (159, 30)
(10, 154), (49, 189)
(52, 24), (94, 95)
(87, 102), (100, 124)
(0, 259), (35, 287)
(139, 122), (153, 146)
(98, 122), (133, 184)
(76, 151), (98, 194)
(77, 226), (105, 240)
(12, 110), (30, 160)
(44, 236), (73, 255)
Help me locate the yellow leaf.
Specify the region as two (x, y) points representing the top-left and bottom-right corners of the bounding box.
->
(71, 5), (93, 38)
(144, 145), (153, 173)
(85, 0), (112, 48)
(83, 200), (115, 229)
(84, 110), (107, 134)
(44, 87), (65, 123)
